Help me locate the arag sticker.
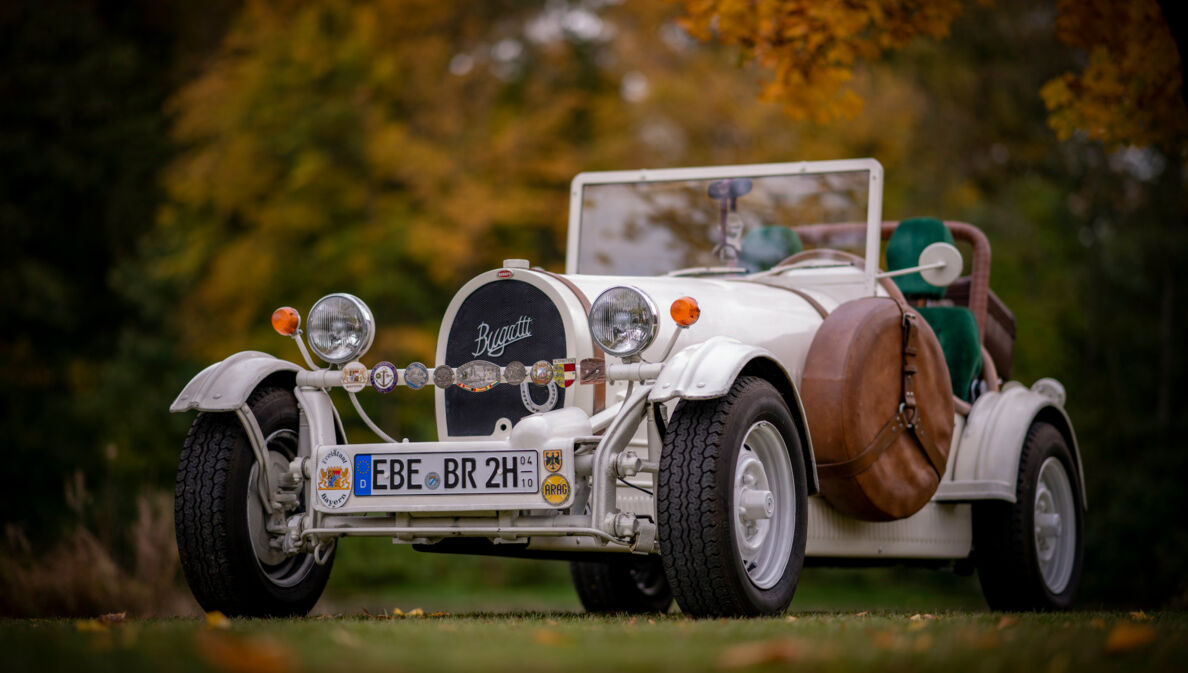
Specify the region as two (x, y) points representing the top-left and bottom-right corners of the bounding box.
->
(318, 448), (351, 509)
(541, 474), (571, 505)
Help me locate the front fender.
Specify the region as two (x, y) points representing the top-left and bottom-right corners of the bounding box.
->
(649, 336), (818, 494)
(943, 380), (1086, 508)
(170, 351), (303, 413)
(649, 337), (787, 404)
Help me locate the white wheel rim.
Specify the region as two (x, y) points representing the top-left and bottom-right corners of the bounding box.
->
(1034, 457), (1076, 594)
(247, 427), (316, 587)
(733, 420), (795, 590)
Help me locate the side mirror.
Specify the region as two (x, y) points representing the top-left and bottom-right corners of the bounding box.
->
(918, 242), (963, 287)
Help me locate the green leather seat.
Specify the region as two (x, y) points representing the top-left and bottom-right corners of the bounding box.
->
(740, 226), (803, 273)
(887, 217), (982, 401)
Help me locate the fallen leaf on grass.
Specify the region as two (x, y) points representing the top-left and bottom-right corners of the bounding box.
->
(996, 616), (1017, 630)
(330, 629), (361, 648)
(101, 612), (126, 625)
(854, 611), (869, 617)
(717, 639), (806, 668)
(1129, 611), (1151, 621)
(784, 616), (798, 622)
(407, 608), (424, 617)
(197, 632), (295, 673)
(532, 629), (572, 646)
(1104, 623), (1157, 654)
(205, 611), (231, 630)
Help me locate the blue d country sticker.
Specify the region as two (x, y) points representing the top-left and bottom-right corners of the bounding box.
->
(354, 454), (373, 496)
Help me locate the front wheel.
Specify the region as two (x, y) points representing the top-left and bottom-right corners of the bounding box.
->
(657, 377), (808, 617)
(973, 421), (1084, 610)
(175, 386), (334, 617)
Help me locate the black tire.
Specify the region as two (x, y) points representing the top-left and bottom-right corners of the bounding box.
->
(175, 386), (334, 617)
(657, 376), (808, 617)
(973, 421), (1084, 610)
(570, 555), (673, 614)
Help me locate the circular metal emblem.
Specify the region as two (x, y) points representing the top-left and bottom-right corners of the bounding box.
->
(504, 361), (527, 385)
(529, 360), (553, 386)
(521, 380), (558, 413)
(541, 474), (571, 506)
(342, 361), (368, 393)
(404, 362), (429, 390)
(433, 365), (455, 389)
(371, 361), (398, 394)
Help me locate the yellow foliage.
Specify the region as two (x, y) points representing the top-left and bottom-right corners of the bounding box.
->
(674, 0), (964, 123)
(1041, 0), (1188, 151)
(676, 0), (1187, 151)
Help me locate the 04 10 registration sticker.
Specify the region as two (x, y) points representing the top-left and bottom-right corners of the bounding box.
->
(353, 450), (538, 496)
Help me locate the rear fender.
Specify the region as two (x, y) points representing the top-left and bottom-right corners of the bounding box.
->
(170, 351), (302, 413)
(942, 380), (1086, 508)
(649, 336), (819, 494)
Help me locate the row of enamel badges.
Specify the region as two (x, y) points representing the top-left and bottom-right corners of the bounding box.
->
(338, 358), (608, 394)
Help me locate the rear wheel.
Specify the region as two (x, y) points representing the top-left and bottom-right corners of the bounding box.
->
(570, 555), (673, 614)
(973, 421), (1083, 610)
(657, 377), (807, 617)
(175, 386), (334, 617)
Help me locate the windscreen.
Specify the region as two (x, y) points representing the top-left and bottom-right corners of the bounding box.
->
(576, 169), (871, 276)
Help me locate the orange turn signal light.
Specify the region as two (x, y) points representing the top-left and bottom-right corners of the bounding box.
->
(670, 296), (700, 327)
(271, 307), (301, 336)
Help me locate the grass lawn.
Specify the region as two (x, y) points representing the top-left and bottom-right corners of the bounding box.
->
(3, 610), (1181, 673)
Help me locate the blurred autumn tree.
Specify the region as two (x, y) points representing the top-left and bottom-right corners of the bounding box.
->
(675, 0), (1188, 151)
(3, 0), (1186, 612)
(676, 0), (1188, 605)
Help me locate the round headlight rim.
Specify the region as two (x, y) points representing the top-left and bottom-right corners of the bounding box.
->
(306, 292), (376, 366)
(588, 285), (660, 359)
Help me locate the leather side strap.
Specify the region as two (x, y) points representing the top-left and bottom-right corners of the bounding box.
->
(900, 306), (943, 479)
(743, 279), (829, 319)
(816, 409), (910, 479)
(530, 269), (606, 413)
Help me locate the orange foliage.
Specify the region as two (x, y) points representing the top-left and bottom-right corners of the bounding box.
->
(1040, 0), (1188, 151)
(674, 0), (964, 122)
(676, 0), (1188, 151)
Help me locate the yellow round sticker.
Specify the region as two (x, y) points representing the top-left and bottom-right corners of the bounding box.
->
(541, 474), (571, 506)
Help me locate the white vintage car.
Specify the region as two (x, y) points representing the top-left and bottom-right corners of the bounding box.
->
(171, 159), (1084, 617)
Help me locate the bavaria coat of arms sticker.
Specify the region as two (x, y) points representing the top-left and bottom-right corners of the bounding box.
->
(317, 448), (351, 509)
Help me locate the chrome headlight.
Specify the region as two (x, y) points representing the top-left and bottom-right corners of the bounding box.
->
(307, 293), (375, 365)
(589, 286), (659, 358)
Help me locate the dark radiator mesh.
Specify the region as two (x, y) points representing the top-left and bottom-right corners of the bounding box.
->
(443, 279), (567, 436)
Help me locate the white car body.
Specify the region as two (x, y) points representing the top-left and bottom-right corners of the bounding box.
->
(171, 158), (1084, 614)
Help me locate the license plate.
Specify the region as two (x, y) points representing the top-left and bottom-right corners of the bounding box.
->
(353, 451), (538, 496)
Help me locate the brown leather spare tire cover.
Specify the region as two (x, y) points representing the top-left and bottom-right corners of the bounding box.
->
(801, 297), (955, 521)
